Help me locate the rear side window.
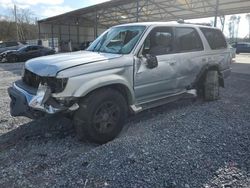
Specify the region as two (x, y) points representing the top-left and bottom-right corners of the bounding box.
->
(175, 27), (204, 52)
(31, 46), (39, 50)
(200, 28), (227, 50)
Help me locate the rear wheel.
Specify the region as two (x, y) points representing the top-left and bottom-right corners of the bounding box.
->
(204, 70), (220, 101)
(73, 88), (128, 144)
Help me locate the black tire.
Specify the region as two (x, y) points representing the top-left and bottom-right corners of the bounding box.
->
(204, 70), (220, 101)
(8, 55), (17, 63)
(73, 88), (128, 144)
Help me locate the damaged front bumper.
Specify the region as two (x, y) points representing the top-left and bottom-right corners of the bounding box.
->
(8, 82), (79, 119)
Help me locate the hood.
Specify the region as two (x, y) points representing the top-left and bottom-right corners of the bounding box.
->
(25, 51), (122, 77)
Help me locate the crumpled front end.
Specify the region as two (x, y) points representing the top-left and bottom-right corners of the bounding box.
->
(8, 78), (79, 119)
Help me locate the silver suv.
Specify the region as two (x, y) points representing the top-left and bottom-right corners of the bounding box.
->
(8, 22), (232, 143)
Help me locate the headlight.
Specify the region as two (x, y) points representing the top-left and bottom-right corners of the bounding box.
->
(44, 77), (68, 93)
(22, 69), (68, 93)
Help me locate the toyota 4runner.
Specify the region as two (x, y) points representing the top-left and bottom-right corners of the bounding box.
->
(8, 22), (232, 143)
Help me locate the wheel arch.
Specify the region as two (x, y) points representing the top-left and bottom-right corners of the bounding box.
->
(195, 64), (224, 88)
(74, 76), (135, 105)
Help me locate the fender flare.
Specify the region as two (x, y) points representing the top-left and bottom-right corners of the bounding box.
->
(73, 75), (135, 105)
(193, 63), (224, 88)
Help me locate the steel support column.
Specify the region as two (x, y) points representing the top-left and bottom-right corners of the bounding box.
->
(76, 18), (80, 45)
(214, 0), (219, 27)
(136, 0), (139, 22)
(94, 10), (98, 39)
(38, 22), (41, 40)
(59, 25), (62, 52)
(68, 24), (71, 40)
(51, 24), (54, 49)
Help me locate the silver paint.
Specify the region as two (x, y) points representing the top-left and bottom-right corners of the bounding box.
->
(14, 23), (232, 115)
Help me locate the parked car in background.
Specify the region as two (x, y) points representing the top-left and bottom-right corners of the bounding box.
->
(231, 42), (250, 54)
(0, 41), (23, 54)
(0, 45), (55, 63)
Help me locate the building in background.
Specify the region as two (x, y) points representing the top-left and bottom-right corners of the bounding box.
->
(38, 0), (250, 52)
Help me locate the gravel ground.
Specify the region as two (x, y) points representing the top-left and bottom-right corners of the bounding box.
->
(0, 62), (249, 188)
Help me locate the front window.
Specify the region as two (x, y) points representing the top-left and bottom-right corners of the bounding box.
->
(18, 46), (29, 52)
(175, 27), (204, 52)
(142, 27), (174, 56)
(87, 26), (146, 54)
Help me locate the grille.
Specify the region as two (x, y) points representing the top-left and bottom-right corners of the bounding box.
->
(22, 69), (42, 88)
(22, 69), (68, 93)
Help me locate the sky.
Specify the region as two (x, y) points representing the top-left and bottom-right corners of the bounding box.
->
(0, 0), (110, 19)
(0, 0), (249, 38)
(188, 15), (250, 39)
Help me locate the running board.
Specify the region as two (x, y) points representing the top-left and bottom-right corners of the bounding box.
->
(130, 89), (197, 113)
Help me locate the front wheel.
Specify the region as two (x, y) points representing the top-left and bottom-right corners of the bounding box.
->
(204, 70), (220, 101)
(73, 88), (128, 144)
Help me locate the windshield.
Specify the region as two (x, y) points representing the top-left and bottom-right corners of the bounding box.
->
(87, 26), (146, 54)
(18, 46), (26, 51)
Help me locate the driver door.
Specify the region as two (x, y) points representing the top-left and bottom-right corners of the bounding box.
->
(134, 26), (182, 103)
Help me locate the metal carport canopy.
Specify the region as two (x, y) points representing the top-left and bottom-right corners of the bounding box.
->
(38, 0), (250, 27)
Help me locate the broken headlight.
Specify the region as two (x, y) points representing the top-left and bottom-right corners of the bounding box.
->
(43, 77), (68, 93)
(22, 69), (68, 93)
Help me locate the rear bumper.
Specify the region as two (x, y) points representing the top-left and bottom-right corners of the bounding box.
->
(8, 82), (78, 119)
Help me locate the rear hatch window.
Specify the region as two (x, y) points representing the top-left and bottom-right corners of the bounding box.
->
(200, 28), (227, 50)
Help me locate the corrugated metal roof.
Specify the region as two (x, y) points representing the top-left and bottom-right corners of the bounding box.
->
(38, 0), (250, 27)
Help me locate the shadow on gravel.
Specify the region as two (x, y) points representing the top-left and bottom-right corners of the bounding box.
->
(232, 62), (250, 75)
(120, 97), (199, 138)
(0, 97), (197, 152)
(131, 98), (197, 122)
(0, 73), (249, 187)
(0, 115), (74, 151)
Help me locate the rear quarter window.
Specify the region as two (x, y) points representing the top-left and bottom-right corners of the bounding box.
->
(200, 28), (227, 50)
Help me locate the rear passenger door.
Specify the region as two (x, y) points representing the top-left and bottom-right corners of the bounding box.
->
(172, 27), (205, 90)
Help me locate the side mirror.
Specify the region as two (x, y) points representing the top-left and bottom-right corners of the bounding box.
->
(145, 54), (158, 69)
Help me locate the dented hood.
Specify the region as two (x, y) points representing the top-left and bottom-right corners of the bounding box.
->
(25, 51), (122, 77)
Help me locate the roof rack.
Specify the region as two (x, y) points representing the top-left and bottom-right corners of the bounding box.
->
(177, 19), (212, 26)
